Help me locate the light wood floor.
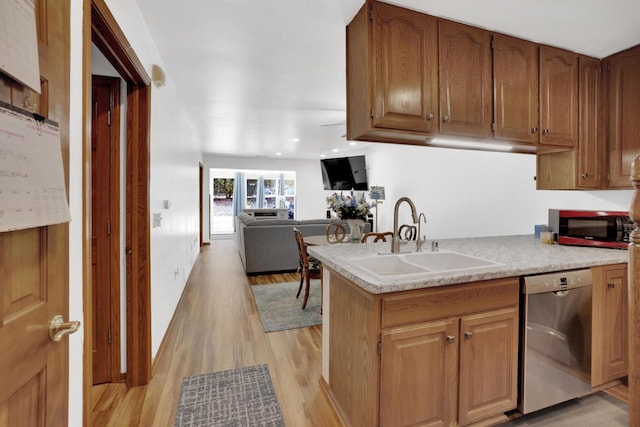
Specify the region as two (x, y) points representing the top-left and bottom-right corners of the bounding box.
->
(91, 239), (342, 426)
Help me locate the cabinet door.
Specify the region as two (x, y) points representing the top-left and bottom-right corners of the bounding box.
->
(439, 21), (492, 138)
(493, 34), (539, 144)
(592, 265), (628, 386)
(539, 46), (578, 147)
(372, 2), (438, 134)
(459, 307), (518, 425)
(607, 46), (640, 188)
(380, 319), (458, 427)
(578, 56), (603, 188)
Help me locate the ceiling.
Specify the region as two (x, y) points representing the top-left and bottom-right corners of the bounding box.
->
(134, 0), (640, 160)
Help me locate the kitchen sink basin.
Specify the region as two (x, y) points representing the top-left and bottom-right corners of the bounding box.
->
(401, 251), (501, 271)
(355, 253), (429, 276)
(349, 250), (502, 279)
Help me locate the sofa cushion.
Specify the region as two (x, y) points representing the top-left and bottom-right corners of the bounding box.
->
(245, 218), (298, 226)
(237, 212), (257, 225)
(297, 218), (340, 225)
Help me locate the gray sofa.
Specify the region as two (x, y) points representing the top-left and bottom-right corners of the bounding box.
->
(235, 213), (349, 274)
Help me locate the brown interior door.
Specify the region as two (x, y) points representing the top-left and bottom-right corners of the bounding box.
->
(0, 2), (71, 425)
(91, 76), (119, 385)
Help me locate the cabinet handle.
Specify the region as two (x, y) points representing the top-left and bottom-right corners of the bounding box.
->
(581, 172), (589, 179)
(446, 335), (455, 343)
(530, 127), (538, 134)
(542, 128), (550, 135)
(608, 283), (616, 289)
(442, 115), (450, 123)
(426, 113), (434, 120)
(464, 331), (473, 339)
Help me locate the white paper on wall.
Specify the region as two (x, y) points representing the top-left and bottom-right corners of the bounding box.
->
(0, 0), (41, 93)
(0, 103), (70, 232)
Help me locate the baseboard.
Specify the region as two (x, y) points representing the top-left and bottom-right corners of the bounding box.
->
(318, 376), (351, 427)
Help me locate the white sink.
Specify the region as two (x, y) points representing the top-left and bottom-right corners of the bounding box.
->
(401, 251), (501, 271)
(349, 250), (502, 279)
(355, 254), (428, 276)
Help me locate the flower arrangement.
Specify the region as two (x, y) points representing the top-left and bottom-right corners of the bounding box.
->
(326, 191), (371, 220)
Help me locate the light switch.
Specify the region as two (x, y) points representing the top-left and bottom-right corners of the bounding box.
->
(153, 212), (163, 227)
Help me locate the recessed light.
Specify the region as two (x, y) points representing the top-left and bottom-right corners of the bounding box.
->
(349, 142), (357, 146)
(332, 149), (339, 153)
(320, 154), (326, 158)
(291, 138), (300, 142)
(275, 152), (282, 156)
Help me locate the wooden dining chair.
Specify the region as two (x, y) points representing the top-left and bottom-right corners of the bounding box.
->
(360, 231), (394, 243)
(398, 224), (418, 241)
(325, 223), (347, 243)
(293, 227), (323, 310)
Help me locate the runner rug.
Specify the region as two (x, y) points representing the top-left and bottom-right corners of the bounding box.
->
(174, 364), (284, 427)
(251, 280), (322, 332)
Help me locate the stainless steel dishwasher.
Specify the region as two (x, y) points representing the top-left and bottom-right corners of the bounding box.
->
(519, 268), (593, 414)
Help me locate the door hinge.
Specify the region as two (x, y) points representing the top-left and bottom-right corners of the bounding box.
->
(107, 109), (111, 126)
(107, 220), (111, 236)
(108, 328), (112, 344)
(378, 341), (382, 354)
(370, 108), (374, 119)
(491, 122), (496, 131)
(490, 38), (494, 49)
(369, 9), (373, 21)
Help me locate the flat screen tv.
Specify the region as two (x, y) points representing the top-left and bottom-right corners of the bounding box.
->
(321, 155), (368, 191)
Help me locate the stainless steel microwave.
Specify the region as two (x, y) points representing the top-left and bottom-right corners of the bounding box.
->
(548, 209), (633, 249)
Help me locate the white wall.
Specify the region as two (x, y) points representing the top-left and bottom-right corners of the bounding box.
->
(366, 144), (633, 239)
(68, 3), (84, 425)
(103, 0), (203, 360)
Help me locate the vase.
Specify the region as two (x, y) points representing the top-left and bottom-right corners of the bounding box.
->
(346, 219), (365, 243)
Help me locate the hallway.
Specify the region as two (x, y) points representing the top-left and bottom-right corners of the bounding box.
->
(91, 240), (341, 426)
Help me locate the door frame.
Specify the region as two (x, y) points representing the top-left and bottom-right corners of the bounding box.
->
(83, 0), (152, 424)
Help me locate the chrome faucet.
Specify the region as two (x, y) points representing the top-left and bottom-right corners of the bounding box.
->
(416, 212), (427, 252)
(392, 197), (419, 253)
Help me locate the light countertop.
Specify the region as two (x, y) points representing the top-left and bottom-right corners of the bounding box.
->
(307, 234), (629, 294)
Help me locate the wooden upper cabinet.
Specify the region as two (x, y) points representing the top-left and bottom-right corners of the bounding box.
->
(606, 45), (640, 188)
(539, 46), (578, 147)
(372, 1), (438, 133)
(346, 1), (438, 144)
(493, 34), (539, 144)
(577, 56), (603, 188)
(439, 20), (492, 139)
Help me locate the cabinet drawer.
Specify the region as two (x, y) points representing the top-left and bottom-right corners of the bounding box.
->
(381, 277), (519, 329)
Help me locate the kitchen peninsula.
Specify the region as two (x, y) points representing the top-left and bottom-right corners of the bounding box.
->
(308, 235), (629, 426)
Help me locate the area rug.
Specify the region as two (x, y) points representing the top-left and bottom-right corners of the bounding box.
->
(251, 280), (321, 332)
(497, 392), (628, 426)
(174, 364), (284, 427)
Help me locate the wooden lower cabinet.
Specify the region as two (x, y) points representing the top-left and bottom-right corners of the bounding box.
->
(592, 263), (628, 386)
(459, 308), (519, 424)
(380, 319), (459, 427)
(380, 308), (518, 426)
(328, 272), (519, 427)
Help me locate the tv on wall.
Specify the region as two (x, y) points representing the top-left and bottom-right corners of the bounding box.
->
(321, 155), (368, 191)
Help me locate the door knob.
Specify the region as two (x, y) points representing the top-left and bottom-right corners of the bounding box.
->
(426, 113), (435, 120)
(49, 315), (81, 342)
(446, 335), (455, 343)
(442, 115), (450, 123)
